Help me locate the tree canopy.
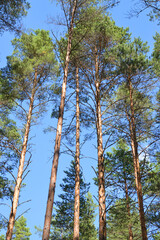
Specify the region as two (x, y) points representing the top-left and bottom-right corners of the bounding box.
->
(0, 0), (30, 34)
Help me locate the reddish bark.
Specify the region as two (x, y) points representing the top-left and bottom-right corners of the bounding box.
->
(73, 66), (80, 240)
(42, 1), (78, 239)
(128, 77), (148, 240)
(95, 47), (106, 240)
(6, 71), (37, 240)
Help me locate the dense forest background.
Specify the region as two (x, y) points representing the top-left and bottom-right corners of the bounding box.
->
(0, 0), (159, 240)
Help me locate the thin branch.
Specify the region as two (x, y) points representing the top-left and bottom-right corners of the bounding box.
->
(15, 208), (31, 221)
(18, 199), (31, 208)
(1, 165), (16, 182)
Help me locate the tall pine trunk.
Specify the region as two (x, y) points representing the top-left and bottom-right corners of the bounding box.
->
(42, 1), (77, 239)
(6, 71), (37, 240)
(128, 77), (148, 240)
(124, 176), (133, 240)
(73, 66), (80, 240)
(95, 47), (106, 240)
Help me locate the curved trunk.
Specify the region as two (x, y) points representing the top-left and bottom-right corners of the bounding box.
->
(73, 66), (80, 240)
(128, 77), (148, 240)
(6, 71), (37, 240)
(95, 47), (106, 240)
(42, 1), (78, 239)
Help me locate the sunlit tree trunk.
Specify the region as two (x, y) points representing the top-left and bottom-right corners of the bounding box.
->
(128, 77), (148, 240)
(42, 1), (78, 239)
(95, 47), (106, 240)
(73, 66), (80, 240)
(6, 71), (37, 240)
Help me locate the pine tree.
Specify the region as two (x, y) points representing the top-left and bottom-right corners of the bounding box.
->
(107, 199), (141, 240)
(143, 152), (160, 237)
(71, 11), (129, 239)
(0, 70), (22, 226)
(50, 161), (97, 240)
(0, 234), (5, 240)
(0, 216), (31, 240)
(107, 37), (156, 240)
(42, 1), (80, 237)
(104, 141), (141, 240)
(42, 2), (114, 239)
(152, 32), (160, 76)
(152, 32), (160, 142)
(0, 0), (30, 34)
(12, 216), (31, 240)
(6, 29), (57, 240)
(73, 65), (81, 240)
(0, 69), (21, 198)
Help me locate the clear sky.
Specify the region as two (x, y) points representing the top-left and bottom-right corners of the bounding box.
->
(0, 0), (159, 239)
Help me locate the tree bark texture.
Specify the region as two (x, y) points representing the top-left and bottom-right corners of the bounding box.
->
(6, 71), (37, 240)
(95, 47), (106, 240)
(42, 1), (78, 239)
(128, 77), (148, 240)
(73, 66), (80, 240)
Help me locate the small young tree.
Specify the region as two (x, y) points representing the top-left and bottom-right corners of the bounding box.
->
(0, 234), (5, 240)
(12, 216), (31, 240)
(50, 161), (97, 240)
(107, 199), (141, 240)
(104, 141), (141, 240)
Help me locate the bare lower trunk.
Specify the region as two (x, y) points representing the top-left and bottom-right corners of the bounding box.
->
(128, 78), (148, 240)
(95, 47), (106, 240)
(73, 66), (80, 240)
(42, 2), (77, 239)
(124, 177), (133, 240)
(6, 72), (37, 240)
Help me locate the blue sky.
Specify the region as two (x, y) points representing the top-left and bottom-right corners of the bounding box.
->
(0, 0), (159, 239)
